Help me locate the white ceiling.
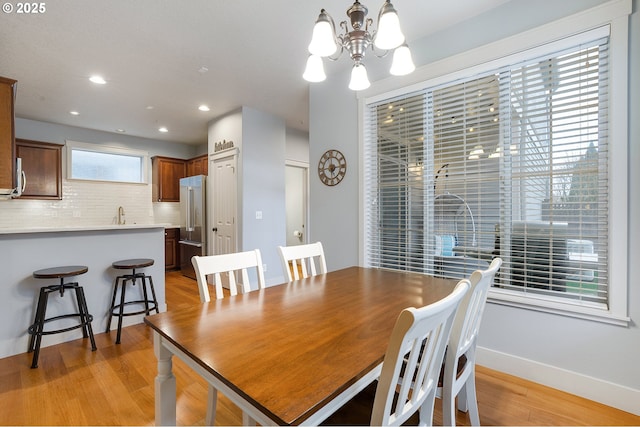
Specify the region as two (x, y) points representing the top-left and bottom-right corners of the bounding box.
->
(0, 0), (510, 145)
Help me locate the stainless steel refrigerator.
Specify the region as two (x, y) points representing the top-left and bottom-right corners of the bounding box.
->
(179, 175), (206, 279)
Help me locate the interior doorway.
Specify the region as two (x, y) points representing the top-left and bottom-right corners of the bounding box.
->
(285, 161), (309, 246)
(210, 151), (238, 256)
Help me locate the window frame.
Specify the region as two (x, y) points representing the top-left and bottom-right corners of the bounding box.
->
(66, 140), (149, 185)
(359, 0), (630, 325)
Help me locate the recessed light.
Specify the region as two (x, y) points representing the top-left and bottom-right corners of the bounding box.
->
(198, 105), (210, 112)
(158, 127), (168, 133)
(70, 111), (79, 115)
(89, 75), (106, 84)
(116, 129), (126, 133)
(146, 105), (154, 110)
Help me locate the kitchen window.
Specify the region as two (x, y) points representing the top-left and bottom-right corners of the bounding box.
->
(363, 18), (629, 324)
(66, 140), (148, 184)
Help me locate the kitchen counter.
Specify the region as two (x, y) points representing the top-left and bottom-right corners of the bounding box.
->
(0, 225), (166, 358)
(0, 223), (170, 235)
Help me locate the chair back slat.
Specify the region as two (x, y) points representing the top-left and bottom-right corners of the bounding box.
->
(192, 250), (265, 302)
(278, 242), (327, 281)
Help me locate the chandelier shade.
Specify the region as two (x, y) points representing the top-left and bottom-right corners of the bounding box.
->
(303, 55), (327, 82)
(303, 0), (414, 90)
(390, 43), (415, 76)
(349, 63), (371, 90)
(308, 10), (338, 57)
(373, 1), (405, 50)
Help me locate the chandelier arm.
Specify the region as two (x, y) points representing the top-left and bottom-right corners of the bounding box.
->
(324, 21), (349, 62)
(370, 42), (390, 59)
(326, 44), (345, 62)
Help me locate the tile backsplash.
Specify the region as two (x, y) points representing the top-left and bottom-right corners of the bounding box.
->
(0, 179), (180, 229)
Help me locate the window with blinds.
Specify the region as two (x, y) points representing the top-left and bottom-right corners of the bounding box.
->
(364, 34), (610, 309)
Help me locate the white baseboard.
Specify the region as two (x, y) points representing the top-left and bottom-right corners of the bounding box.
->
(476, 346), (640, 416)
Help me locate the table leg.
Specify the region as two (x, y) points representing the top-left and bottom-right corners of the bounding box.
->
(153, 332), (177, 426)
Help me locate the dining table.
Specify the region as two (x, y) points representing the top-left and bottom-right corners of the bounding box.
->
(144, 266), (458, 426)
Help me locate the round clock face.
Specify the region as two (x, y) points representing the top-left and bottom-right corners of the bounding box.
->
(318, 149), (347, 186)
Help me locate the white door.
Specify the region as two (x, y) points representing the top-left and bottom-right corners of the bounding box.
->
(210, 154), (237, 255)
(285, 163), (308, 246)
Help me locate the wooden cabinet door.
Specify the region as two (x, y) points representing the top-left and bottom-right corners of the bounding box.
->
(152, 156), (186, 202)
(16, 139), (62, 199)
(164, 228), (179, 270)
(187, 154), (208, 177)
(0, 77), (17, 191)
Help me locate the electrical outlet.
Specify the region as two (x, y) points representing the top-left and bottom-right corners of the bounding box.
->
(256, 210), (263, 220)
(73, 210), (81, 218)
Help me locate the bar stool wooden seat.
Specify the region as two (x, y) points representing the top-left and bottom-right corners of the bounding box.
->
(28, 265), (97, 369)
(106, 258), (158, 344)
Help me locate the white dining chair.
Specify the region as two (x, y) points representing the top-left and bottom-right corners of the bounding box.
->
(277, 241), (327, 281)
(439, 257), (502, 426)
(192, 249), (265, 302)
(322, 279), (470, 426)
(191, 249), (265, 425)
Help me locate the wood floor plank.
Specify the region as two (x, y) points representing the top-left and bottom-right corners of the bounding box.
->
(0, 270), (637, 426)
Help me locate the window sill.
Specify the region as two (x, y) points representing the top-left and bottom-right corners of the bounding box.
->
(487, 288), (630, 327)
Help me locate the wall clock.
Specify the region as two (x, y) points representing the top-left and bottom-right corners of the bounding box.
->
(318, 149), (347, 186)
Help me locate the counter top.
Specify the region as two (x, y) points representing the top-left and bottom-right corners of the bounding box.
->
(0, 223), (172, 235)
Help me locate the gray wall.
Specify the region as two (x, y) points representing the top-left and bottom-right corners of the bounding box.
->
(240, 107), (287, 284)
(309, 76), (360, 271)
(309, 0), (639, 413)
(285, 127), (310, 163)
(16, 117), (202, 159)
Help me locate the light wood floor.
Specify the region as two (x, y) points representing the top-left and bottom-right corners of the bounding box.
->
(0, 270), (638, 426)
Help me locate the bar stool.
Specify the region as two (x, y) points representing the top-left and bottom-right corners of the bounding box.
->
(106, 258), (159, 344)
(28, 265), (97, 369)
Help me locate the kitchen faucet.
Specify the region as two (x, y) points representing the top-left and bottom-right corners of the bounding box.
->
(117, 206), (126, 225)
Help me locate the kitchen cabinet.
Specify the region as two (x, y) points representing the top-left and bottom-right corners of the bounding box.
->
(187, 154), (208, 177)
(152, 156), (186, 202)
(164, 227), (179, 270)
(0, 77), (17, 192)
(16, 139), (62, 200)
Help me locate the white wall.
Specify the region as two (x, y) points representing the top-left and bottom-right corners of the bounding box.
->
(309, 0), (639, 414)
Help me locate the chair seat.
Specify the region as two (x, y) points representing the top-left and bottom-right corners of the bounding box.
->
(33, 265), (88, 279)
(439, 354), (467, 387)
(321, 382), (420, 426)
(112, 258), (154, 269)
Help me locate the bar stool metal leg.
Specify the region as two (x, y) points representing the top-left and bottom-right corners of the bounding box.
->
(76, 285), (97, 351)
(146, 274), (159, 315)
(116, 275), (128, 344)
(28, 286), (50, 368)
(105, 277), (120, 335)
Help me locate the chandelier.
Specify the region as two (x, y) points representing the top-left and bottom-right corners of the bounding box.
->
(303, 0), (415, 91)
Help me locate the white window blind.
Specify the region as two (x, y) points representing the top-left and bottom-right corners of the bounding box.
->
(364, 34), (610, 309)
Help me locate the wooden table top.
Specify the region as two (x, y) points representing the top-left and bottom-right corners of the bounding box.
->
(144, 266), (457, 425)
